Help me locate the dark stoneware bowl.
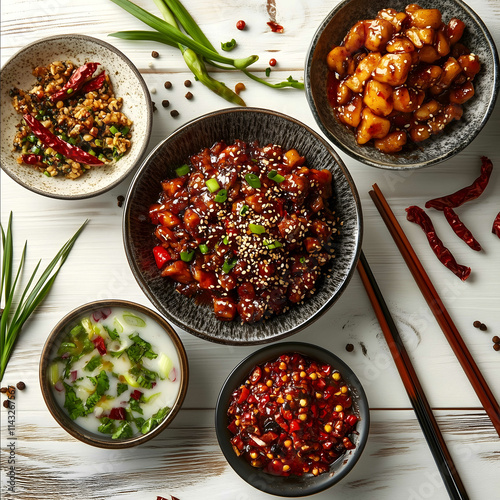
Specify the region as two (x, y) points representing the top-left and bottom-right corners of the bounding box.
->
(123, 108), (362, 345)
(305, 0), (499, 169)
(215, 342), (370, 496)
(40, 300), (189, 448)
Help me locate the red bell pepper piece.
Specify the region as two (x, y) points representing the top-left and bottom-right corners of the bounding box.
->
(109, 407), (127, 420)
(153, 246), (171, 269)
(23, 114), (104, 166)
(92, 336), (107, 355)
(50, 62), (100, 102)
(130, 390), (143, 401)
(21, 154), (42, 165)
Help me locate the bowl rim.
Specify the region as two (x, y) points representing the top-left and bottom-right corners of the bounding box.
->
(122, 106), (363, 345)
(304, 0), (500, 170)
(39, 299), (189, 448)
(214, 341), (370, 497)
(0, 33), (153, 199)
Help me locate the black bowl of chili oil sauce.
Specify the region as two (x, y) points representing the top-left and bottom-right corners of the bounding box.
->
(215, 342), (369, 496)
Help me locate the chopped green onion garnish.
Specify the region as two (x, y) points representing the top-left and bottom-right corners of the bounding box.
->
(94, 139), (103, 147)
(68, 137), (77, 145)
(121, 126), (130, 135)
(55, 153), (64, 160)
(239, 205), (249, 216)
(89, 149), (96, 156)
(66, 88), (74, 94)
(43, 171), (51, 177)
(264, 239), (283, 249)
(28, 134), (37, 143)
(221, 39), (237, 52)
(98, 154), (106, 161)
(222, 235), (229, 245)
(180, 250), (194, 262)
(267, 170), (285, 183)
(249, 223), (265, 235)
(175, 164), (190, 177)
(206, 178), (220, 193)
(31, 146), (41, 154)
(214, 189), (228, 203)
(265, 67), (271, 77)
(245, 173), (261, 188)
(222, 257), (237, 274)
(109, 125), (120, 135)
(199, 244), (209, 254)
(300, 257), (306, 263)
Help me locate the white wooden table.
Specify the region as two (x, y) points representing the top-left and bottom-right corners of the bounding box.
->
(1, 1), (499, 499)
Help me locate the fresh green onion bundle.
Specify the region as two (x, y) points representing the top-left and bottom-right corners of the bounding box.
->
(0, 214), (88, 381)
(109, 0), (304, 106)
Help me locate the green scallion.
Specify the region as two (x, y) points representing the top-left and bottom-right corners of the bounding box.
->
(206, 178), (220, 193)
(214, 189), (227, 203)
(267, 170), (285, 183)
(180, 250), (194, 262)
(222, 235), (229, 245)
(239, 205), (249, 216)
(245, 173), (261, 189)
(27, 134), (37, 143)
(199, 244), (209, 254)
(249, 223), (265, 235)
(222, 257), (237, 274)
(68, 137), (77, 145)
(109, 125), (120, 135)
(121, 126), (130, 135)
(175, 164), (190, 177)
(66, 88), (74, 94)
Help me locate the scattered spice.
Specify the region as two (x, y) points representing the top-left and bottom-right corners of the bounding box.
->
(170, 109), (179, 118)
(236, 20), (246, 30)
(269, 58), (277, 67)
(152, 102), (157, 112)
(426, 157), (493, 211)
(3, 400), (10, 409)
(479, 323), (487, 331)
(492, 336), (500, 344)
(492, 212), (500, 238)
(494, 344), (500, 351)
(473, 321), (482, 328)
(164, 81), (172, 89)
(267, 21), (284, 33)
(359, 341), (368, 357)
(406, 206), (471, 281)
(117, 195), (125, 207)
(162, 99), (170, 108)
(16, 381), (26, 390)
(443, 207), (481, 251)
(0, 387), (7, 394)
(151, 50), (159, 58)
(150, 87), (157, 94)
(185, 91), (193, 100)
(184, 79), (192, 87)
(234, 82), (246, 95)
(345, 343), (354, 352)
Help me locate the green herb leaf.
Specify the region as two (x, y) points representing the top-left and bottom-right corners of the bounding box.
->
(249, 223), (265, 235)
(112, 421), (134, 439)
(129, 397), (143, 415)
(63, 382), (85, 420)
(98, 417), (116, 434)
(103, 325), (120, 341)
(221, 39), (237, 52)
(140, 406), (170, 434)
(117, 382), (129, 396)
(84, 355), (102, 372)
(265, 67), (271, 77)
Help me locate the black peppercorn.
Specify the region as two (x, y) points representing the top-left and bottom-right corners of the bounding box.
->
(16, 381), (26, 390)
(164, 81), (172, 89)
(170, 110), (179, 118)
(151, 50), (159, 58)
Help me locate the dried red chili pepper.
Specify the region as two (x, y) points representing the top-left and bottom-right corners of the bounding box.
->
(80, 71), (107, 94)
(23, 114), (104, 166)
(267, 21), (284, 33)
(406, 206), (471, 281)
(493, 212), (500, 238)
(21, 154), (42, 165)
(50, 62), (100, 102)
(443, 207), (481, 251)
(425, 156), (493, 211)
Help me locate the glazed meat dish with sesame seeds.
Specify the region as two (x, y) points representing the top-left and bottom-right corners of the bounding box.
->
(326, 4), (480, 153)
(149, 140), (339, 323)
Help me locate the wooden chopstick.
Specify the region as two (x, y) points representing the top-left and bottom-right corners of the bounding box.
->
(369, 183), (500, 438)
(357, 251), (469, 500)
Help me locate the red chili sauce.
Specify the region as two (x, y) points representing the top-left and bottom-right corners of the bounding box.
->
(149, 140), (338, 323)
(227, 353), (358, 476)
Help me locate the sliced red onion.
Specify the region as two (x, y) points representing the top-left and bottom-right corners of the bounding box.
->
(54, 381), (64, 392)
(169, 367), (177, 382)
(61, 352), (70, 359)
(70, 370), (78, 382)
(92, 308), (111, 322)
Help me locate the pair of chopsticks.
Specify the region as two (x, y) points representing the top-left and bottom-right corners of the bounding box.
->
(357, 251), (468, 500)
(369, 183), (500, 437)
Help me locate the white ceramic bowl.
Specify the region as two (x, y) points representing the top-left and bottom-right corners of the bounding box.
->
(1, 34), (153, 199)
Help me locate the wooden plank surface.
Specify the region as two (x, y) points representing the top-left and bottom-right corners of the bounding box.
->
(1, 0), (500, 498)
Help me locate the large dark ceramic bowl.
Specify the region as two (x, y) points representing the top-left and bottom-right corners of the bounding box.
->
(123, 108), (362, 345)
(305, 0), (499, 169)
(215, 342), (370, 496)
(40, 300), (189, 449)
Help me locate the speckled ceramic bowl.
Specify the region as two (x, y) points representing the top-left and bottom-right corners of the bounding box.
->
(215, 342), (370, 496)
(40, 300), (189, 449)
(305, 0), (499, 169)
(123, 108), (362, 345)
(1, 34), (153, 199)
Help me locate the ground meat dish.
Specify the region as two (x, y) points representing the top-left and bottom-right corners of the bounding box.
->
(10, 60), (132, 178)
(149, 140), (339, 324)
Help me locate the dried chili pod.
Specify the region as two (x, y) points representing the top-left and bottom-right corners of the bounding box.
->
(49, 62), (100, 102)
(425, 156), (493, 211)
(21, 154), (43, 165)
(80, 72), (107, 94)
(443, 207), (481, 251)
(23, 114), (104, 166)
(406, 205), (471, 281)
(493, 212), (500, 238)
